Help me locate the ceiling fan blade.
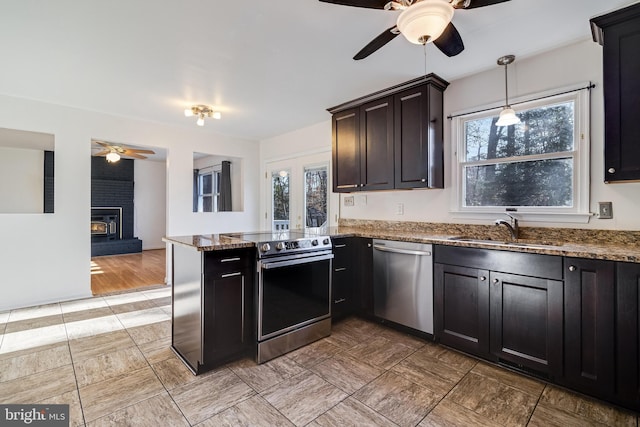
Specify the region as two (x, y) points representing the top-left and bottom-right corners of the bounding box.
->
(319, 0), (389, 9)
(125, 153), (148, 160)
(95, 141), (110, 148)
(354, 26), (400, 60)
(125, 148), (155, 155)
(93, 149), (111, 157)
(455, 0), (510, 9)
(433, 22), (464, 57)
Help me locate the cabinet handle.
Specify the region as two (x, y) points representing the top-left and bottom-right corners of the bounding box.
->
(334, 244), (347, 248)
(479, 276), (486, 281)
(334, 298), (346, 304)
(608, 168), (616, 174)
(421, 178), (426, 183)
(220, 257), (241, 263)
(334, 267), (347, 272)
(493, 278), (499, 284)
(568, 265), (576, 272)
(221, 272), (242, 278)
(367, 243), (372, 248)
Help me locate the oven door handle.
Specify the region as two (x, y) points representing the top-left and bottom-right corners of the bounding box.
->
(260, 253), (334, 269)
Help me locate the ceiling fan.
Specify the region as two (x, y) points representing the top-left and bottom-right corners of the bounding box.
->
(92, 141), (155, 162)
(320, 0), (511, 60)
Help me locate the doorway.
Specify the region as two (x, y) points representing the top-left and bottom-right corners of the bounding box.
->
(90, 140), (167, 295)
(265, 152), (336, 232)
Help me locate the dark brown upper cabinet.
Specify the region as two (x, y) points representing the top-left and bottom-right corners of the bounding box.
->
(591, 3), (640, 183)
(329, 74), (449, 193)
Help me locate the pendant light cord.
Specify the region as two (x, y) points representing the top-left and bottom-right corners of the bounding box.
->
(424, 43), (428, 76)
(504, 62), (509, 107)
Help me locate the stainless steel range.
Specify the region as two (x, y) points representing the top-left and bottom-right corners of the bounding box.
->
(225, 231), (333, 363)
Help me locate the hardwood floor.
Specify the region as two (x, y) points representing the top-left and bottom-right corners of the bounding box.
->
(91, 249), (166, 295)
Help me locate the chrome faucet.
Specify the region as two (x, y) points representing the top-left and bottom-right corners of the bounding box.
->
(495, 213), (519, 241)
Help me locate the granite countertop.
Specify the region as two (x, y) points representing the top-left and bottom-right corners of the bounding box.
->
(163, 234), (254, 251)
(164, 222), (640, 263)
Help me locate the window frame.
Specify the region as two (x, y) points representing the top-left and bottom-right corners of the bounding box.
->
(450, 84), (591, 223)
(196, 166), (221, 213)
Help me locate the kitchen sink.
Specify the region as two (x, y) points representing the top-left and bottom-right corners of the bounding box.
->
(447, 236), (563, 248)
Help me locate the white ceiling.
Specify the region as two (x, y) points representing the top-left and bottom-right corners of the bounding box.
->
(0, 0), (637, 141)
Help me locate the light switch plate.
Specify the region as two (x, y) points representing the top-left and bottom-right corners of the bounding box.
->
(344, 196), (354, 207)
(598, 202), (613, 219)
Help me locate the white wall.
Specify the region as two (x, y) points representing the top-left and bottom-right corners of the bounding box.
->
(134, 159), (166, 250)
(0, 94), (260, 311)
(269, 40), (640, 231)
(0, 147), (43, 213)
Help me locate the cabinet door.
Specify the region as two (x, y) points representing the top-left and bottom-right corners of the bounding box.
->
(564, 258), (615, 395)
(490, 272), (563, 378)
(594, 4), (640, 182)
(616, 262), (640, 408)
(360, 97), (394, 191)
(332, 108), (361, 192)
(204, 271), (249, 365)
(332, 237), (356, 320)
(394, 84), (444, 189)
(434, 263), (490, 358)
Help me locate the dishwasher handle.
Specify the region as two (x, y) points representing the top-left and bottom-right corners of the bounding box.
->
(372, 244), (431, 257)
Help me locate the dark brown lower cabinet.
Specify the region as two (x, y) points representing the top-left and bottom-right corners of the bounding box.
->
(331, 237), (356, 320)
(564, 258), (615, 397)
(616, 262), (640, 408)
(490, 272), (563, 378)
(203, 251), (254, 367)
(434, 264), (490, 359)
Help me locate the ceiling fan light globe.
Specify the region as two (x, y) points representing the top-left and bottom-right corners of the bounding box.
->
(106, 152), (121, 163)
(397, 0), (454, 45)
(495, 107), (521, 126)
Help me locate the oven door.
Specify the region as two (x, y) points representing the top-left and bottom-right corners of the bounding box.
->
(258, 251), (333, 341)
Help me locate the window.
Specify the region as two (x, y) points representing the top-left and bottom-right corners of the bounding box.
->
(196, 167), (221, 212)
(304, 166), (328, 230)
(452, 87), (590, 222)
(271, 170), (290, 231)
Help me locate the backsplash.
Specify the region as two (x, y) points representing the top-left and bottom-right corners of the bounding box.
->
(339, 219), (640, 246)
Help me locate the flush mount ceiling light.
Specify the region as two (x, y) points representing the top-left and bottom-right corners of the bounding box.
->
(396, 0), (455, 45)
(105, 150), (120, 163)
(495, 54), (521, 127)
(184, 105), (222, 126)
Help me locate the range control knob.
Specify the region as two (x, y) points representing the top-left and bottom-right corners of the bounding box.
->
(312, 239), (319, 246)
(276, 242), (286, 251)
(260, 243), (271, 252)
(323, 238), (330, 245)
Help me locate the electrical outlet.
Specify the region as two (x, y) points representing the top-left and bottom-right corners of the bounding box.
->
(598, 202), (613, 219)
(396, 203), (404, 215)
(344, 196), (354, 207)
(358, 195), (367, 206)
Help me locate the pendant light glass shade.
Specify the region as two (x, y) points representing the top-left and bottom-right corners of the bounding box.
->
(495, 55), (521, 127)
(496, 107), (520, 126)
(397, 0), (454, 45)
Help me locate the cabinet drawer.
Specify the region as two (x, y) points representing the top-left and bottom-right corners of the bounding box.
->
(204, 249), (254, 278)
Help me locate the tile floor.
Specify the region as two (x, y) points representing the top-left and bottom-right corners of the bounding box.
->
(0, 287), (638, 426)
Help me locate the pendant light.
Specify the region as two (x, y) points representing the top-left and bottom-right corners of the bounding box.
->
(495, 55), (521, 127)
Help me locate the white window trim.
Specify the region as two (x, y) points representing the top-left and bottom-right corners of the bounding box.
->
(450, 83), (593, 224)
(197, 165), (222, 213)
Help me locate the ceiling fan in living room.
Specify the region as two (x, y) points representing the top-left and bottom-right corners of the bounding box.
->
(320, 0), (511, 60)
(92, 141), (155, 163)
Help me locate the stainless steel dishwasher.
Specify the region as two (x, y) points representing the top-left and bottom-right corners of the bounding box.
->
(372, 239), (433, 335)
